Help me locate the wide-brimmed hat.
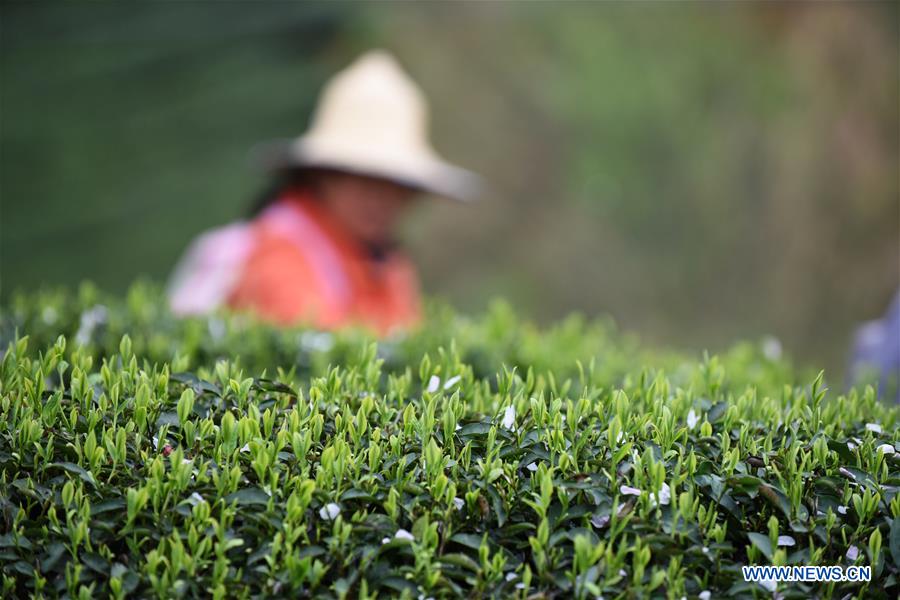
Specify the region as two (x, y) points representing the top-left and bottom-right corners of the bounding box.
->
(254, 50), (479, 201)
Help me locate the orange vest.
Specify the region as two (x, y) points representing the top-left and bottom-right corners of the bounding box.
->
(227, 192), (421, 335)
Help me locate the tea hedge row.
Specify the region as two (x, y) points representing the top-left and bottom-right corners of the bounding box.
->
(0, 284), (898, 599)
(1, 282), (797, 396)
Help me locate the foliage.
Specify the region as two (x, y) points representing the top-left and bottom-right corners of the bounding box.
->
(0, 283), (898, 598)
(3, 3), (897, 374)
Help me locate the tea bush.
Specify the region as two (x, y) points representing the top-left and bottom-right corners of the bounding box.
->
(1, 283), (898, 599)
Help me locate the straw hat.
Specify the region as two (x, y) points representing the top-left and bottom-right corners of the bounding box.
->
(256, 50), (479, 201)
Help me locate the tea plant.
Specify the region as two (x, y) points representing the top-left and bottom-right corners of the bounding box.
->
(0, 284), (897, 598)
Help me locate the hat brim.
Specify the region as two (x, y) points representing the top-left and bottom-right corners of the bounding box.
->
(251, 138), (480, 202)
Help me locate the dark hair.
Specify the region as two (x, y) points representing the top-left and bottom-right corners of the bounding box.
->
(246, 168), (313, 217)
(247, 166), (423, 219)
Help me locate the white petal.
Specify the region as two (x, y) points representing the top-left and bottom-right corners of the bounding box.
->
(865, 423), (883, 434)
(758, 578), (777, 593)
(75, 305), (108, 345)
(426, 375), (441, 394)
(505, 572), (517, 582)
(837, 505), (848, 515)
(846, 545), (859, 561)
(300, 331), (334, 353)
(394, 529), (414, 541)
(188, 492), (204, 505)
(514, 583), (525, 590)
(42, 307), (58, 325)
(591, 514), (610, 528)
(699, 592), (711, 600)
(452, 497), (465, 511)
(777, 535), (795, 547)
(876, 443), (895, 455)
(381, 537), (391, 544)
(319, 503), (340, 521)
(686, 409), (700, 430)
(443, 375), (461, 390)
(619, 485), (641, 496)
(500, 405), (516, 430)
(655, 482), (671, 506)
(526, 462), (538, 472)
(618, 569), (627, 577)
(240, 443), (251, 453)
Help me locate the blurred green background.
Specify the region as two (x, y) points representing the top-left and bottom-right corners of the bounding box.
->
(2, 1), (898, 375)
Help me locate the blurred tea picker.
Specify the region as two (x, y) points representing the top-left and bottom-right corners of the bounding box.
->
(848, 289), (900, 403)
(167, 50), (479, 335)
